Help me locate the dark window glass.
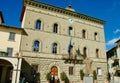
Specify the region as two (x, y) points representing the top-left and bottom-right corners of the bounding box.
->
(96, 49), (99, 58)
(83, 47), (87, 58)
(52, 43), (57, 54)
(68, 27), (73, 36)
(53, 24), (58, 33)
(36, 20), (41, 30)
(33, 40), (39, 52)
(9, 32), (15, 40)
(7, 48), (13, 56)
(82, 30), (86, 38)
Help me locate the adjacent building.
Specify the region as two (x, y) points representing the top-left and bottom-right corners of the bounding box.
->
(107, 39), (120, 81)
(20, 0), (107, 83)
(0, 11), (23, 83)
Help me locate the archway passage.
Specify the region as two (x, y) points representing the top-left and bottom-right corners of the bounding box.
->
(0, 59), (13, 83)
(51, 66), (58, 76)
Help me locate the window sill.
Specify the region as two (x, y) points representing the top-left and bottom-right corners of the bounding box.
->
(8, 39), (15, 42)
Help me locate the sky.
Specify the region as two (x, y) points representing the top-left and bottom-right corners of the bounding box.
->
(0, 0), (120, 51)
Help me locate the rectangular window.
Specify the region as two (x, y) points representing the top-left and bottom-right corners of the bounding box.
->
(97, 68), (102, 76)
(7, 48), (13, 56)
(69, 66), (73, 75)
(9, 32), (15, 41)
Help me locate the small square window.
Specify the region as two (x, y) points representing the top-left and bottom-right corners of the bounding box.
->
(9, 32), (15, 41)
(7, 48), (13, 56)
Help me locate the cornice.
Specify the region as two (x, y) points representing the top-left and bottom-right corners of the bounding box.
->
(24, 0), (105, 25)
(0, 24), (23, 31)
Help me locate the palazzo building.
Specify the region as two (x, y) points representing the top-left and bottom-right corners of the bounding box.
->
(0, 11), (23, 83)
(19, 0), (107, 83)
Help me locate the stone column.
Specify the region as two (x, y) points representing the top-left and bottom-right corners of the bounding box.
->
(12, 58), (22, 83)
(0, 66), (8, 83)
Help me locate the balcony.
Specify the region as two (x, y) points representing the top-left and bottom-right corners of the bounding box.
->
(62, 54), (84, 64)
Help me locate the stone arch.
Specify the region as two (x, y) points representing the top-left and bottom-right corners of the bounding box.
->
(0, 57), (18, 69)
(0, 57), (22, 83)
(0, 58), (14, 83)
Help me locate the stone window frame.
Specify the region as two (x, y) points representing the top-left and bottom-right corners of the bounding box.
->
(97, 67), (102, 76)
(68, 26), (73, 36)
(94, 32), (99, 41)
(7, 47), (13, 56)
(82, 29), (87, 39)
(53, 23), (58, 33)
(96, 49), (99, 58)
(33, 40), (41, 52)
(52, 42), (58, 54)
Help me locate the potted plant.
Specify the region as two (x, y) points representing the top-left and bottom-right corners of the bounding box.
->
(80, 70), (84, 83)
(93, 70), (97, 83)
(60, 72), (67, 83)
(46, 72), (51, 83)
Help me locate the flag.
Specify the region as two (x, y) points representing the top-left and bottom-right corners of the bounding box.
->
(68, 38), (73, 55)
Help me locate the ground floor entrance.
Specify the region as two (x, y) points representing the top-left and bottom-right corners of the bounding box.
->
(0, 57), (22, 83)
(50, 66), (59, 83)
(0, 59), (13, 83)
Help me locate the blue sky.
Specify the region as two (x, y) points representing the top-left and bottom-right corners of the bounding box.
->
(0, 0), (120, 51)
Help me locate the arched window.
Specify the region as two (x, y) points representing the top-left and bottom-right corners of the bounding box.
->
(96, 49), (99, 58)
(68, 27), (73, 36)
(82, 30), (86, 38)
(52, 43), (57, 54)
(33, 40), (40, 52)
(83, 47), (87, 58)
(53, 23), (58, 33)
(94, 32), (98, 41)
(36, 20), (41, 30)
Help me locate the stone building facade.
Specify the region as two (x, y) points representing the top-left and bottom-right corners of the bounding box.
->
(20, 0), (107, 83)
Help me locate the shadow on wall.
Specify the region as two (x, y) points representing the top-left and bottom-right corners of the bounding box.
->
(20, 59), (40, 83)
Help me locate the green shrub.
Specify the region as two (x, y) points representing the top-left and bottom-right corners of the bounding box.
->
(80, 70), (84, 80)
(60, 72), (69, 83)
(93, 70), (97, 80)
(46, 72), (51, 80)
(60, 72), (67, 81)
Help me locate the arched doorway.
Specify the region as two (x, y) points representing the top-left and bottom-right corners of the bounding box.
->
(51, 66), (59, 83)
(0, 59), (13, 83)
(51, 66), (58, 76)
